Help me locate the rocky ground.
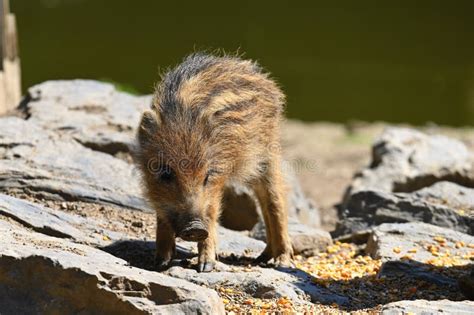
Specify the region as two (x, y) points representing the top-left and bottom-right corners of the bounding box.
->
(0, 80), (473, 314)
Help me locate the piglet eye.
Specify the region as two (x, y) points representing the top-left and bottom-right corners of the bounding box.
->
(159, 168), (175, 183)
(204, 173), (210, 186)
(204, 169), (218, 186)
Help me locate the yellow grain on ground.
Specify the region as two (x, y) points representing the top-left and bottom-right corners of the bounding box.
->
(217, 240), (469, 314)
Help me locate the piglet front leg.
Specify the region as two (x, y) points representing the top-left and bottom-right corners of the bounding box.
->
(197, 218), (217, 272)
(154, 218), (176, 271)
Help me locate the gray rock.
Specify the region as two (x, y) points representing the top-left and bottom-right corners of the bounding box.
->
(344, 127), (473, 202)
(381, 300), (474, 315)
(366, 222), (473, 263)
(0, 220), (224, 315)
(335, 182), (474, 237)
(0, 117), (150, 211)
(251, 218), (332, 256)
(217, 228), (267, 257)
(24, 80), (152, 155)
(366, 222), (473, 289)
(413, 181), (474, 211)
(165, 265), (349, 307)
(0, 193), (127, 245)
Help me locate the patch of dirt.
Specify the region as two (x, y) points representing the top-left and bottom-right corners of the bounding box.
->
(4, 190), (156, 240)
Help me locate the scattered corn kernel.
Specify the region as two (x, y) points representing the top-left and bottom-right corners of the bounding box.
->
(243, 299), (253, 305)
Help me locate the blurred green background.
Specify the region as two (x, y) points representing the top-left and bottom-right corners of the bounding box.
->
(12, 0), (474, 126)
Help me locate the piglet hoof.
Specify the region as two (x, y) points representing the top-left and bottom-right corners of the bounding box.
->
(197, 260), (215, 273)
(273, 253), (294, 269)
(154, 256), (172, 271)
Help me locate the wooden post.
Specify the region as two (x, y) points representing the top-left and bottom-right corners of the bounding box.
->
(0, 0), (21, 115)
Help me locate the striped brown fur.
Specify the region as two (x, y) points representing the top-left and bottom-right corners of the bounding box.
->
(135, 53), (293, 272)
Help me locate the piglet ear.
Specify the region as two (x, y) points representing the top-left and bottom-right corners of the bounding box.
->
(138, 110), (159, 146)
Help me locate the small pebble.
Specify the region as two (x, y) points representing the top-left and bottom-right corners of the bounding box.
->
(132, 221), (143, 228)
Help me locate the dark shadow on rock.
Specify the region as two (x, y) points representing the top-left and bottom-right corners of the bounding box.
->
(392, 173), (474, 193)
(101, 240), (195, 271)
(101, 239), (262, 271)
(218, 253), (260, 267)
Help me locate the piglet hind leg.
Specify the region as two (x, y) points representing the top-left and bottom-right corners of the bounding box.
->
(154, 218), (176, 271)
(253, 181), (274, 264)
(253, 160), (294, 267)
